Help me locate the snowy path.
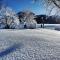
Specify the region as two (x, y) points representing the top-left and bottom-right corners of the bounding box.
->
(0, 29), (60, 60)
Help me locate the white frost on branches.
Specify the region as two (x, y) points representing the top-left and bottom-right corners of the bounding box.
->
(18, 11), (37, 29)
(0, 6), (20, 29)
(0, 6), (37, 29)
(33, 0), (60, 15)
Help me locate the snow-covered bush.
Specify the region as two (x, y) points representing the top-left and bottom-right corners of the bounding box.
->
(0, 6), (20, 29)
(18, 11), (37, 29)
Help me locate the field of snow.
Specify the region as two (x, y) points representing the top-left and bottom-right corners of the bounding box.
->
(37, 24), (60, 30)
(0, 29), (60, 60)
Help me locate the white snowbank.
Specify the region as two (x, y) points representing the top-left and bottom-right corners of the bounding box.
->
(0, 29), (60, 60)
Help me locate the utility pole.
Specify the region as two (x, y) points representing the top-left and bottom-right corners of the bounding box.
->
(41, 17), (44, 28)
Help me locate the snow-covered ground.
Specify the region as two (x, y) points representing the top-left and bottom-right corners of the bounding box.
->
(0, 29), (60, 60)
(37, 24), (60, 30)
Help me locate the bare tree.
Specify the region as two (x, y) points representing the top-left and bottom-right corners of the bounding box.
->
(33, 0), (60, 15)
(33, 0), (60, 8)
(48, 0), (60, 8)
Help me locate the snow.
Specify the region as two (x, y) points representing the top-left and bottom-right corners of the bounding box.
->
(0, 29), (60, 60)
(37, 24), (60, 30)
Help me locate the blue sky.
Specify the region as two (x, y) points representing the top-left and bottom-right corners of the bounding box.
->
(1, 0), (46, 15)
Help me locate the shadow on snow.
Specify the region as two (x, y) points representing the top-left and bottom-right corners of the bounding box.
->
(0, 42), (23, 57)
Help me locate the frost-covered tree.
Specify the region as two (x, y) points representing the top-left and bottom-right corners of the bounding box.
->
(45, 0), (60, 8)
(33, 0), (60, 8)
(0, 6), (20, 29)
(33, 0), (60, 15)
(18, 11), (37, 29)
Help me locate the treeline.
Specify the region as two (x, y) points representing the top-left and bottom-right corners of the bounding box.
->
(0, 7), (37, 29)
(17, 12), (60, 24)
(0, 6), (60, 29)
(35, 15), (60, 24)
